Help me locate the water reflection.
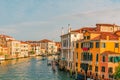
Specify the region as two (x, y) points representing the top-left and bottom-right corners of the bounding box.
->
(0, 56), (74, 80)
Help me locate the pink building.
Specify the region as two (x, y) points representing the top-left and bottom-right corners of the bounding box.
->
(100, 51), (120, 80)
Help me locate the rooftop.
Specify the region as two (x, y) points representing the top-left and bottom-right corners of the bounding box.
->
(39, 39), (52, 43)
(96, 23), (120, 27)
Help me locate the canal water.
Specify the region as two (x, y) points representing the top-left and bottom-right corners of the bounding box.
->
(0, 56), (74, 80)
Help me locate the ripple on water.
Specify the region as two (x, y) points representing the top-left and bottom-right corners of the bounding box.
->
(0, 57), (74, 80)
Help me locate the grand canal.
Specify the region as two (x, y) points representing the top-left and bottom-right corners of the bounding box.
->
(0, 56), (74, 80)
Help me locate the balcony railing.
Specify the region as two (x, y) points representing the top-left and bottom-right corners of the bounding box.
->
(81, 60), (92, 64)
(82, 47), (90, 51)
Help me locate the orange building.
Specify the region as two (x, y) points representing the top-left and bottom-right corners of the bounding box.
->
(75, 30), (120, 80)
(100, 51), (120, 80)
(55, 42), (61, 53)
(0, 47), (8, 60)
(73, 24), (120, 80)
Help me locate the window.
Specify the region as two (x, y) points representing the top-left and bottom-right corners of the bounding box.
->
(102, 43), (106, 48)
(108, 67), (113, 73)
(96, 54), (98, 62)
(81, 43), (83, 48)
(95, 66), (98, 72)
(89, 54), (93, 61)
(73, 43), (74, 47)
(74, 34), (77, 37)
(84, 36), (86, 39)
(89, 65), (92, 70)
(109, 74), (113, 79)
(102, 56), (105, 62)
(115, 43), (119, 48)
(96, 73), (98, 77)
(90, 42), (93, 48)
(102, 75), (104, 79)
(76, 63), (78, 67)
(63, 40), (68, 47)
(87, 36), (90, 39)
(76, 52), (78, 59)
(101, 66), (105, 72)
(86, 53), (89, 60)
(96, 42), (99, 48)
(76, 43), (79, 48)
(110, 28), (113, 31)
(109, 57), (114, 62)
(90, 72), (92, 75)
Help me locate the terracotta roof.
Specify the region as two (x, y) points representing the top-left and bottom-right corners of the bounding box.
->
(96, 23), (119, 27)
(55, 42), (61, 45)
(31, 44), (40, 47)
(21, 41), (27, 44)
(55, 42), (60, 43)
(7, 40), (20, 42)
(0, 34), (13, 38)
(77, 39), (84, 42)
(101, 51), (120, 55)
(91, 32), (119, 40)
(39, 39), (52, 43)
(71, 27), (96, 33)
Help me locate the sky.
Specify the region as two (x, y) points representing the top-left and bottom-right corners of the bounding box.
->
(0, 0), (120, 41)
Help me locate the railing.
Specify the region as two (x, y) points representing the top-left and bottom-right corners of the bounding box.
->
(82, 47), (90, 51)
(81, 60), (92, 64)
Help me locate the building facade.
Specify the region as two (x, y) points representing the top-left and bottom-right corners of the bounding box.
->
(60, 27), (83, 71)
(7, 40), (21, 59)
(74, 26), (120, 79)
(20, 41), (29, 57)
(39, 39), (58, 55)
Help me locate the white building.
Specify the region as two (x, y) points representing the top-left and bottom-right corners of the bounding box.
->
(60, 26), (83, 71)
(31, 44), (41, 56)
(7, 40), (21, 58)
(20, 41), (29, 57)
(39, 39), (57, 55)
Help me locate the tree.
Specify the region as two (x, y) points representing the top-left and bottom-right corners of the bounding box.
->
(114, 63), (120, 79)
(29, 51), (35, 55)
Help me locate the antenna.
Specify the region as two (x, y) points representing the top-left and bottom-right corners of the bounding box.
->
(68, 24), (71, 33)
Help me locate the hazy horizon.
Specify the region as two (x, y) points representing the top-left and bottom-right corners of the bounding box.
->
(0, 0), (120, 41)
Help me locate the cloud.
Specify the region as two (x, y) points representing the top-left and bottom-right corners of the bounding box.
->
(1, 21), (54, 28)
(73, 8), (120, 24)
(0, 0), (120, 41)
(51, 7), (120, 29)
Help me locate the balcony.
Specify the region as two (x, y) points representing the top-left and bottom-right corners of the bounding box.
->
(82, 47), (90, 51)
(61, 57), (66, 61)
(81, 60), (92, 64)
(61, 47), (71, 50)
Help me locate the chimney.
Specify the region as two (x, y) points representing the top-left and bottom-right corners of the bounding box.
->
(119, 37), (120, 41)
(113, 23), (115, 32)
(106, 36), (109, 40)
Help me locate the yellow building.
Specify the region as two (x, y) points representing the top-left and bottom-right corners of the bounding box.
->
(0, 34), (15, 47)
(0, 47), (8, 60)
(75, 30), (120, 79)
